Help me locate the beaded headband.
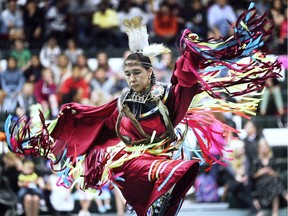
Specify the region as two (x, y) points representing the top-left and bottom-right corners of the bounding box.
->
(123, 61), (152, 68)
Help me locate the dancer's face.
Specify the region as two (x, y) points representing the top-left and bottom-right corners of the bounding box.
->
(124, 60), (152, 92)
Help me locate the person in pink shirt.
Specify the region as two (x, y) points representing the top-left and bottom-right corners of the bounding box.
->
(34, 68), (59, 119)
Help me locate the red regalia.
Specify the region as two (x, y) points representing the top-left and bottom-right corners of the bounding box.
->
(3, 4), (282, 216)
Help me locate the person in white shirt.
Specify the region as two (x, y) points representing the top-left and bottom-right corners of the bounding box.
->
(207, 0), (237, 38)
(39, 36), (62, 68)
(0, 0), (24, 40)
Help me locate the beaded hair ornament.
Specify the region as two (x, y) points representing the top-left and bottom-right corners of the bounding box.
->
(123, 16), (171, 67)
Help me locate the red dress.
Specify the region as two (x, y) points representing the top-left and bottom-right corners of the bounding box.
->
(50, 54), (199, 215)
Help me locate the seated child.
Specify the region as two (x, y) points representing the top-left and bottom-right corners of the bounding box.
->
(17, 159), (47, 214)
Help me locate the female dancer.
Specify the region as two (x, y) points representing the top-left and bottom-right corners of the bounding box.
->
(2, 4), (281, 216)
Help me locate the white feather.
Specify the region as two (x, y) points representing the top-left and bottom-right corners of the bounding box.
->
(143, 44), (171, 58)
(123, 17), (171, 57)
(124, 17), (149, 52)
(139, 25), (149, 51)
(125, 25), (149, 52)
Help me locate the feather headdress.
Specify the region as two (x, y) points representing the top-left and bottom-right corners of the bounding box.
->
(123, 16), (171, 58)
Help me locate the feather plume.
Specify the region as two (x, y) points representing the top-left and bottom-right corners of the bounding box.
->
(123, 16), (149, 52)
(143, 44), (171, 57)
(123, 16), (171, 57)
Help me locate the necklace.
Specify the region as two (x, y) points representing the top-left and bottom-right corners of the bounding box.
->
(125, 84), (165, 104)
(125, 91), (151, 104)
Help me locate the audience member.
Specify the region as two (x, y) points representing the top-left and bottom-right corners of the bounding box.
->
(59, 63), (90, 105)
(15, 82), (37, 118)
(75, 54), (92, 83)
(151, 1), (179, 46)
(45, 1), (70, 46)
(1, 57), (25, 96)
(181, 0), (208, 39)
(91, 1), (121, 48)
(251, 138), (288, 216)
(269, 0), (285, 30)
(109, 50), (129, 98)
(259, 78), (284, 120)
(278, 7), (288, 54)
(90, 66), (115, 101)
(51, 53), (72, 86)
(2, 152), (23, 195)
(68, 0), (94, 46)
(34, 68), (59, 119)
(154, 52), (174, 83)
(224, 140), (262, 216)
(22, 0), (45, 49)
(0, 56), (26, 114)
(39, 36), (62, 68)
(110, 72), (128, 99)
(64, 38), (84, 65)
(0, 0), (24, 42)
(10, 39), (32, 71)
(242, 120), (264, 166)
(17, 159), (47, 216)
(207, 0), (237, 38)
(23, 54), (43, 83)
(96, 51), (115, 76)
(267, 0), (285, 52)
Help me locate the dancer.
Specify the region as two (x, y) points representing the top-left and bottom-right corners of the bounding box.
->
(2, 4), (281, 216)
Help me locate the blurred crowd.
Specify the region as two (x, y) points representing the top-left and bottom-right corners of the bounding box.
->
(0, 0), (287, 52)
(0, 0), (287, 216)
(193, 118), (288, 216)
